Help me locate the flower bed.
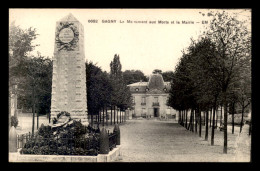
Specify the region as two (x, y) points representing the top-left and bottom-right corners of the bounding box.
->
(20, 118), (101, 156)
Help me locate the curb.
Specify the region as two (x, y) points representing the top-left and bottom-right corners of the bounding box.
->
(9, 145), (122, 162)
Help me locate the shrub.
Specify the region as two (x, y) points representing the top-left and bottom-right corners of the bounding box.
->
(20, 114), (100, 156)
(11, 116), (18, 128)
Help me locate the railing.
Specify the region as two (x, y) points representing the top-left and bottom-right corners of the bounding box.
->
(88, 106), (127, 127)
(107, 130), (117, 151)
(152, 102), (160, 106)
(16, 125), (119, 155)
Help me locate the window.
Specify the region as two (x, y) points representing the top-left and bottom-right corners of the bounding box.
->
(142, 108), (146, 114)
(142, 97), (146, 103)
(154, 97), (158, 103)
(142, 108), (146, 117)
(141, 97), (146, 105)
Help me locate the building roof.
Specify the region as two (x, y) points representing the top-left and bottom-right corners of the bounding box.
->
(128, 74), (171, 94)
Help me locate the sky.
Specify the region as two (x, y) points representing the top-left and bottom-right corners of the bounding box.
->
(9, 9), (251, 76)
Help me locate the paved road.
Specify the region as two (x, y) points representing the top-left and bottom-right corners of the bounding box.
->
(116, 119), (249, 162)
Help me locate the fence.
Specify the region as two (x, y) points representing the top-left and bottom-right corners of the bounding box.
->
(17, 132), (32, 149)
(16, 125), (119, 155)
(107, 130), (117, 151)
(88, 106), (127, 127)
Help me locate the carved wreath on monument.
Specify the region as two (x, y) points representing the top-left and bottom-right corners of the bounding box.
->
(55, 22), (79, 51)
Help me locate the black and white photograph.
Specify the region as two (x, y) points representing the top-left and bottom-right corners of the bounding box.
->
(8, 8), (251, 162)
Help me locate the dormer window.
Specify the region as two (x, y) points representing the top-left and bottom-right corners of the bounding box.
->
(163, 88), (167, 91)
(135, 88), (139, 92)
(145, 88), (149, 92)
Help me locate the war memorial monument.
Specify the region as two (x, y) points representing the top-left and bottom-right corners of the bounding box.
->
(50, 13), (88, 125)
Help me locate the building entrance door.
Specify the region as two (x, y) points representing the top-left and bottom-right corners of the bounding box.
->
(154, 108), (159, 117)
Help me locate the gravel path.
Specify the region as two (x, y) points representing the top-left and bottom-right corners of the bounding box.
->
(115, 119), (250, 162)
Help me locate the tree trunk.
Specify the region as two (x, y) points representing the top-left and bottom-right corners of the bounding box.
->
(179, 110), (181, 125)
(240, 106), (245, 133)
(181, 110), (183, 126)
(32, 85), (35, 136)
(185, 110), (188, 129)
(211, 98), (217, 145)
(216, 108), (218, 129)
(114, 106), (116, 124)
(117, 107), (118, 124)
(32, 104), (35, 135)
(111, 106), (113, 125)
(223, 93), (228, 154)
(232, 103), (235, 134)
(98, 109), (101, 124)
(199, 109), (202, 137)
(220, 105), (223, 126)
(195, 110), (197, 133)
(188, 110), (192, 131)
(120, 109), (122, 123)
(37, 110), (39, 130)
(178, 110), (181, 124)
(190, 110), (193, 132)
(183, 110), (185, 126)
(204, 112), (206, 126)
(105, 107), (108, 126)
(91, 114), (93, 127)
(180, 110), (182, 124)
(103, 107), (105, 126)
(205, 110), (209, 141)
(210, 108), (212, 127)
(178, 110), (180, 124)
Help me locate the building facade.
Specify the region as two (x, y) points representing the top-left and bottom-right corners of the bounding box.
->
(128, 73), (177, 118)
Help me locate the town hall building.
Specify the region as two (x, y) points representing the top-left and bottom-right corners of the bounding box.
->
(128, 73), (177, 118)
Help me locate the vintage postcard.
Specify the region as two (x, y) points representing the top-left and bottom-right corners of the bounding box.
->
(9, 8), (251, 162)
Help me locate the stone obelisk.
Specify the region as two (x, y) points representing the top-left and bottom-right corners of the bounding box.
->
(50, 13), (88, 125)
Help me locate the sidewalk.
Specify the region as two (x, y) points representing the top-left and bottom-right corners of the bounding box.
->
(234, 125), (251, 162)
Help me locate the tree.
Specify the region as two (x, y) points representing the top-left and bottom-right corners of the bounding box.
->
(110, 54), (122, 80)
(9, 22), (39, 131)
(122, 70), (148, 85)
(9, 22), (38, 87)
(110, 54), (132, 109)
(86, 61), (112, 115)
(168, 10), (251, 154)
(17, 56), (52, 134)
(203, 11), (251, 153)
(236, 65), (251, 133)
(162, 71), (174, 82)
(152, 69), (162, 74)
